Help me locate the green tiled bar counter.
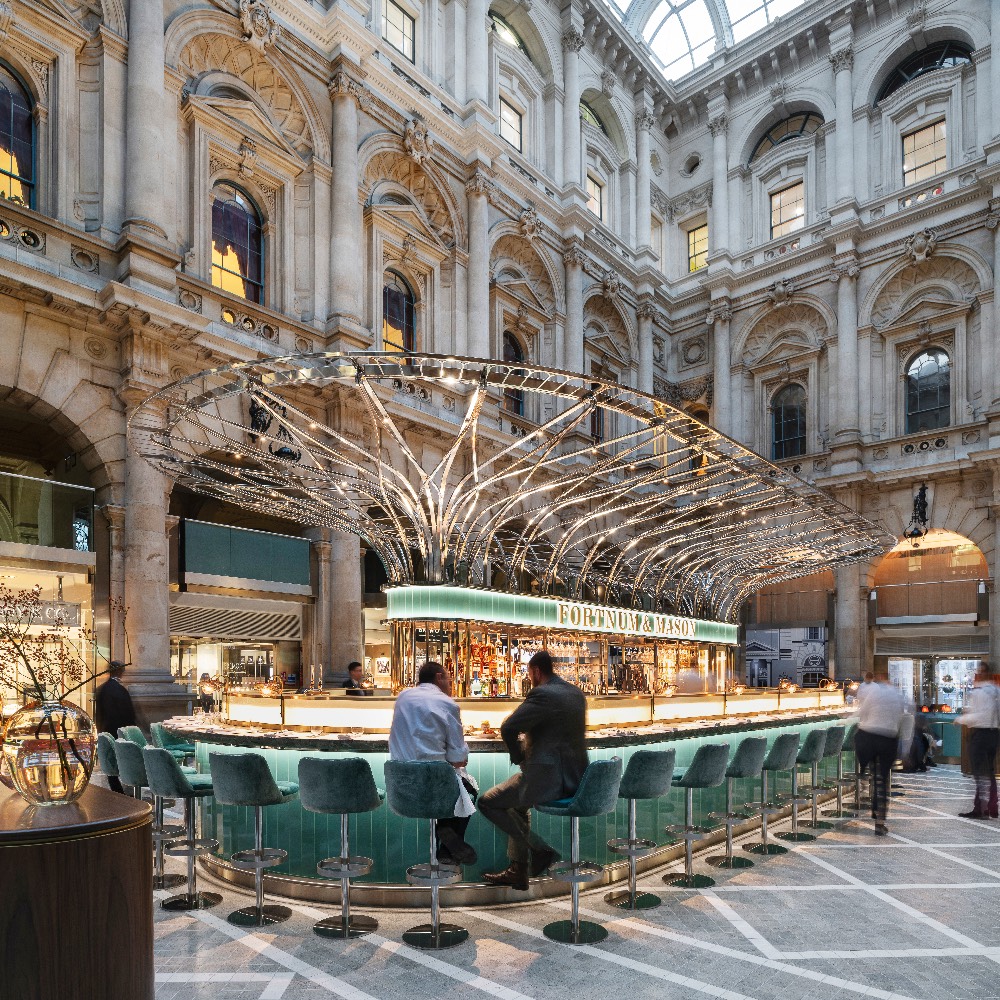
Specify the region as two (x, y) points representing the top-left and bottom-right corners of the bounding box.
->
(176, 711), (853, 906)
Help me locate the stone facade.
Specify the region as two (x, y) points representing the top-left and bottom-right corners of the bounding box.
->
(0, 0), (997, 716)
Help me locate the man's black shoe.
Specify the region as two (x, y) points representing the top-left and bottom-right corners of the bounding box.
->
(438, 827), (478, 864)
(529, 847), (557, 877)
(959, 810), (986, 819)
(482, 862), (529, 891)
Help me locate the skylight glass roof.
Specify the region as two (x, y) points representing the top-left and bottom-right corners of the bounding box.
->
(618, 0), (816, 81)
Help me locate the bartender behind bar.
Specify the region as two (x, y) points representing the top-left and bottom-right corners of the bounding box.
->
(343, 661), (369, 696)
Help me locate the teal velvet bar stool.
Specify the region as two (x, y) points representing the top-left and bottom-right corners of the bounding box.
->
(299, 756), (384, 939)
(662, 743), (729, 889)
(803, 725), (845, 829)
(209, 752), (300, 927)
(605, 748), (675, 910)
(839, 723), (864, 816)
(150, 722), (196, 762)
(707, 736), (768, 870)
(777, 728), (826, 843)
(119, 725), (147, 747)
(538, 757), (623, 944)
(744, 732), (799, 856)
(144, 746), (222, 911)
(115, 738), (186, 890)
(96, 732), (122, 791)
(384, 760), (468, 949)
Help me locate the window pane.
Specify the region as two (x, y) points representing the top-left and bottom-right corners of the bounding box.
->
(770, 181), (804, 239)
(687, 223), (708, 272)
(383, 0), (415, 61)
(211, 184), (264, 304)
(383, 274), (415, 353)
(499, 99), (523, 151)
(771, 383), (806, 460)
(586, 176), (604, 220)
(905, 349), (950, 432)
(903, 120), (946, 186)
(0, 67), (33, 207)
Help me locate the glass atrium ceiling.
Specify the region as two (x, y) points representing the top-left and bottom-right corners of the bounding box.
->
(602, 0), (815, 81)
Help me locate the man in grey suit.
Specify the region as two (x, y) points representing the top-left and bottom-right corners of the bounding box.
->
(479, 649), (588, 890)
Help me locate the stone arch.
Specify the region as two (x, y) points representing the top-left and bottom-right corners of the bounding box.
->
(46, 0), (126, 37)
(862, 251), (986, 331)
(735, 99), (831, 168)
(489, 3), (554, 81)
(579, 88), (629, 163)
(360, 136), (466, 250)
(168, 17), (330, 161)
(584, 293), (634, 366)
(489, 231), (561, 315)
(734, 300), (831, 367)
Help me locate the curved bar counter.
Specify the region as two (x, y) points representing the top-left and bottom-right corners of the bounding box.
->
(167, 694), (853, 907)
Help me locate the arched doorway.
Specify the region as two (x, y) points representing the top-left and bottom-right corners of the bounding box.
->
(872, 529), (989, 708)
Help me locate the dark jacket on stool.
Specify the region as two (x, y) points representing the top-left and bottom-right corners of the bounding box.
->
(501, 674), (588, 806)
(94, 676), (137, 736)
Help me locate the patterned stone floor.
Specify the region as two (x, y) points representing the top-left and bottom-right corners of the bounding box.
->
(150, 766), (1000, 1000)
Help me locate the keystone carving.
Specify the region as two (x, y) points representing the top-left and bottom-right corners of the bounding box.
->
(904, 228), (937, 264)
(767, 278), (794, 307)
(238, 138), (257, 177)
(0, 2), (13, 44)
(404, 117), (433, 165)
(239, 0), (281, 52)
(518, 204), (541, 240)
(602, 271), (623, 301)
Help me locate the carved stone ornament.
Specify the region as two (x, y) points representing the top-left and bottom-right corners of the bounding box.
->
(767, 278), (794, 307)
(600, 69), (616, 96)
(238, 137), (257, 177)
(652, 335), (664, 365)
(564, 241), (587, 268)
(706, 301), (732, 325)
(636, 297), (657, 321)
(828, 258), (860, 282)
(0, 2), (13, 44)
(602, 271), (623, 301)
(663, 374), (713, 406)
(829, 47), (854, 74)
(561, 27), (585, 53)
(518, 204), (541, 240)
(239, 0), (281, 52)
(404, 118), (433, 165)
(682, 337), (706, 365)
(466, 169), (495, 199)
(904, 228), (937, 264)
(707, 113), (728, 138)
(635, 109), (656, 133)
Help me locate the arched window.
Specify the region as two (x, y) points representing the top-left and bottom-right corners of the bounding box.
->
(749, 112), (824, 164)
(0, 66), (35, 208)
(905, 349), (950, 433)
(876, 42), (972, 105)
(580, 101), (607, 135)
(771, 383), (806, 460)
(489, 13), (527, 55)
(211, 184), (263, 304)
(502, 331), (526, 416)
(382, 271), (415, 353)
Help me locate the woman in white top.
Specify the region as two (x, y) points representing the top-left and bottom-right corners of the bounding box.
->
(957, 669), (1000, 819)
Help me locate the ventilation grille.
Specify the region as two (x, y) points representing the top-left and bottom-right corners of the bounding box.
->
(875, 633), (989, 657)
(169, 604), (302, 642)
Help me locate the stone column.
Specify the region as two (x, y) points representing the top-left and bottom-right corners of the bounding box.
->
(466, 169), (492, 358)
(124, 0), (166, 238)
(988, 205), (1000, 412)
(635, 109), (654, 251)
(564, 241), (586, 374)
(834, 257), (860, 440)
(102, 504), (127, 663)
(637, 297), (656, 395)
(992, 3), (1000, 142)
(708, 110), (729, 253)
(830, 47), (855, 205)
(327, 531), (363, 686)
(834, 563), (864, 681)
(562, 27), (584, 188)
(329, 70), (363, 324)
(313, 538), (332, 682)
(709, 301), (732, 434)
(465, 0), (488, 106)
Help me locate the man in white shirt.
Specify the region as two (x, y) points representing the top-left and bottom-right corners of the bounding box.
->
(389, 661), (478, 865)
(856, 674), (905, 835)
(957, 667), (1000, 819)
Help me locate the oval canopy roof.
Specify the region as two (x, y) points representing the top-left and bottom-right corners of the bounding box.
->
(130, 352), (889, 623)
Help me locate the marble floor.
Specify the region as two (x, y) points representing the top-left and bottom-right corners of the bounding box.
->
(150, 766), (1000, 1000)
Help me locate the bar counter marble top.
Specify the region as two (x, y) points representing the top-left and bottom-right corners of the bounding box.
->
(164, 705), (855, 752)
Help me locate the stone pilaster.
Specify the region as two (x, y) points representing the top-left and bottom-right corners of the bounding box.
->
(465, 0), (488, 106)
(707, 105), (729, 253)
(635, 109), (655, 251)
(562, 27), (584, 188)
(102, 504), (126, 663)
(830, 45), (855, 206)
(466, 168), (493, 358)
(833, 256), (860, 441)
(312, 537), (332, 682)
(637, 297), (656, 396)
(329, 68), (364, 326)
(564, 241), (586, 374)
(708, 300), (732, 434)
(327, 531), (363, 686)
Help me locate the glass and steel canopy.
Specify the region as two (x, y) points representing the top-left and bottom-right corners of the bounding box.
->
(129, 352), (889, 623)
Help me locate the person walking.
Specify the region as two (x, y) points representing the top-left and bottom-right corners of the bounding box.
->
(388, 660), (478, 865)
(94, 660), (137, 793)
(957, 668), (1000, 819)
(479, 650), (587, 890)
(855, 673), (905, 836)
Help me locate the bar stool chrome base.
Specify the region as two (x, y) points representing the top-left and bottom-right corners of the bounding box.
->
(315, 914), (379, 939)
(543, 919), (608, 944)
(775, 830), (816, 842)
(604, 888), (661, 909)
(743, 840), (788, 855)
(161, 890), (224, 911)
(664, 872), (717, 889)
(403, 923), (469, 949)
(153, 873), (187, 889)
(706, 855), (754, 869)
(606, 795), (661, 910)
(229, 903), (293, 927)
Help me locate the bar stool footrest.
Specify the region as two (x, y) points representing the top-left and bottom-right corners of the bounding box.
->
(153, 823), (186, 841)
(317, 855), (374, 879)
(607, 836), (656, 856)
(231, 846), (287, 869)
(405, 861), (462, 887)
(164, 837), (219, 858)
(546, 859), (604, 884)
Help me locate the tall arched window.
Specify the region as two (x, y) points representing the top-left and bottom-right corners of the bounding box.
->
(905, 349), (950, 433)
(502, 331), (526, 415)
(382, 271), (415, 353)
(0, 65), (35, 208)
(771, 384), (806, 460)
(211, 184), (264, 304)
(749, 112), (824, 164)
(876, 42), (972, 105)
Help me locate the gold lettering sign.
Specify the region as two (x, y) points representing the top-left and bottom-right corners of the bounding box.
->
(554, 599), (699, 640)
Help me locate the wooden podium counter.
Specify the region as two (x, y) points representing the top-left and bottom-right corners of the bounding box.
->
(0, 784), (153, 1000)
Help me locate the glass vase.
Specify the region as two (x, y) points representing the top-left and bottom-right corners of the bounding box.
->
(1, 699), (95, 806)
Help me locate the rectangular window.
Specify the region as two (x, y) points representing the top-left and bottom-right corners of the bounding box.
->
(382, 0), (415, 61)
(586, 175), (604, 221)
(499, 98), (523, 152)
(687, 223), (708, 272)
(770, 181), (804, 240)
(902, 119), (946, 187)
(650, 218), (663, 269)
(590, 384), (605, 443)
